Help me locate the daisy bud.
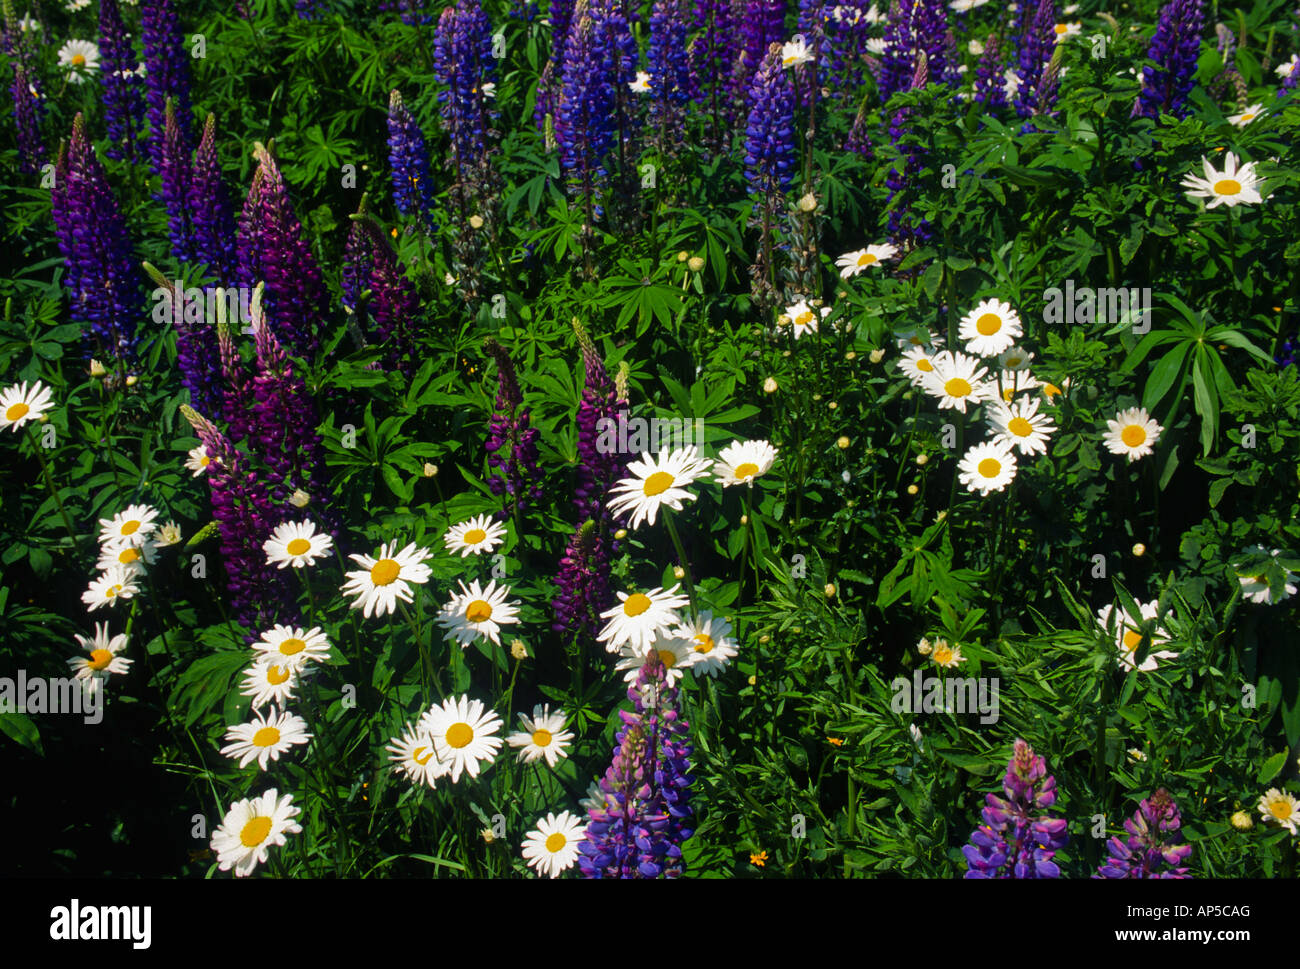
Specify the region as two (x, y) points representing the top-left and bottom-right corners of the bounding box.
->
(688, 256), (704, 272)
(813, 393), (823, 401)
(845, 351), (857, 361)
(289, 489), (310, 508)
(481, 827), (496, 843)
(89, 359), (107, 377)
(758, 635), (770, 644)
(1132, 543), (1146, 557)
(797, 192), (817, 212)
(915, 454), (928, 466)
(422, 462), (438, 477)
(823, 583), (836, 599)
(1231, 809), (1254, 831)
(468, 215), (484, 229)
(677, 250), (689, 262)
(125, 375), (138, 386)
(907, 484), (918, 495)
(836, 436), (850, 449)
(747, 674), (757, 685)
(614, 528), (627, 540)
(869, 348), (885, 363)
(763, 377), (778, 394)
(673, 566), (686, 580)
(740, 514), (749, 525)
(828, 401), (838, 410)
(917, 637), (932, 655)
(510, 639), (528, 660)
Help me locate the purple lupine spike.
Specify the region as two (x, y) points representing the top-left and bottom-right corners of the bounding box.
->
(738, 0), (786, 102)
(1095, 788), (1193, 879)
(879, 0), (955, 103)
(236, 145), (328, 360)
(188, 114), (239, 285)
(386, 90), (437, 228)
(533, 58), (560, 135)
(1133, 0), (1206, 120)
(572, 319), (630, 527)
(251, 307), (325, 503)
(648, 0), (697, 144)
(341, 208), (378, 319)
(295, 0), (324, 19)
(99, 0), (145, 162)
(963, 739), (1069, 878)
(884, 50), (931, 250)
(51, 114), (143, 361)
(365, 221), (420, 377)
(973, 33), (1006, 109)
(9, 61), (45, 175)
(215, 300), (255, 444)
(159, 98), (194, 262)
(551, 519), (613, 641)
(1014, 0), (1057, 118)
(579, 650), (694, 878)
(141, 0), (193, 175)
(743, 42), (796, 200)
(690, 0), (740, 141)
(153, 272), (222, 418)
(484, 339), (542, 518)
(379, 0), (434, 25)
(555, 8), (616, 205)
(432, 0), (496, 183)
(549, 0), (577, 68)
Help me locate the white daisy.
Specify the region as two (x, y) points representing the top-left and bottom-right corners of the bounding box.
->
(866, 37), (888, 55)
(950, 0), (989, 9)
(1274, 54), (1300, 79)
(419, 695), (503, 784)
(957, 441), (1017, 495)
(1052, 22), (1082, 42)
(0, 380), (54, 432)
(505, 704), (574, 767)
(781, 35), (815, 68)
(66, 623), (131, 697)
(958, 298), (1023, 357)
(597, 584), (690, 654)
(607, 446), (714, 530)
(780, 300), (829, 339)
(185, 445), (215, 476)
(1259, 788), (1300, 835)
(929, 639), (965, 668)
(1096, 600), (1177, 672)
(521, 811), (587, 878)
(1181, 151), (1263, 209)
(715, 439), (778, 487)
(614, 631), (696, 686)
(239, 660), (301, 710)
(674, 611), (737, 676)
(386, 721), (449, 787)
(898, 346), (945, 386)
(219, 706), (312, 770)
(894, 327), (944, 351)
(210, 789), (302, 877)
(1236, 547), (1299, 605)
(1103, 407), (1163, 462)
(251, 624), (331, 671)
(988, 396), (1057, 456)
(579, 780), (616, 814)
(81, 566), (140, 611)
(998, 368), (1042, 402)
(340, 540), (433, 618)
(98, 503), (160, 549)
(922, 351), (993, 413)
(1003, 68), (1021, 99)
(863, 2), (885, 22)
(998, 346), (1034, 371)
(629, 70), (651, 93)
(154, 520), (183, 547)
(65, 0), (92, 10)
(56, 39), (99, 82)
(480, 81), (497, 98)
(442, 513), (507, 557)
(263, 520), (334, 569)
(1227, 103), (1265, 127)
(95, 537), (157, 575)
(836, 243), (897, 279)
(436, 578), (521, 647)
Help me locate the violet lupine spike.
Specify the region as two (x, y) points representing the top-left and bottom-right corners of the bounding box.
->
(884, 51), (931, 250)
(483, 339), (542, 518)
(188, 114), (239, 285)
(99, 0), (145, 162)
(250, 308), (325, 504)
(432, 0), (497, 182)
(386, 90), (437, 229)
(141, 0), (193, 176)
(341, 208), (378, 319)
(572, 318), (630, 528)
(1095, 788), (1193, 879)
(235, 145), (328, 360)
(689, 0), (740, 142)
(365, 220), (421, 377)
(963, 738), (1069, 878)
(738, 0), (786, 104)
(153, 272), (222, 418)
(51, 114), (143, 361)
(215, 304), (255, 445)
(551, 519), (613, 641)
(743, 43), (796, 201)
(160, 98), (194, 262)
(9, 61), (45, 175)
(555, 8), (615, 206)
(879, 0), (954, 104)
(647, 0), (696, 144)
(973, 32), (1006, 109)
(1133, 0), (1206, 121)
(1014, 0), (1057, 118)
(579, 651), (695, 878)
(549, 0), (577, 69)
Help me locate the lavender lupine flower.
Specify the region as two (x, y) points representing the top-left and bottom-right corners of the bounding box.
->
(972, 33), (1005, 109)
(1133, 0), (1206, 121)
(549, 0), (577, 68)
(647, 0), (697, 145)
(341, 208), (377, 319)
(432, 0), (496, 182)
(159, 98), (193, 262)
(743, 42), (796, 200)
(1014, 0), (1057, 118)
(579, 651), (695, 878)
(236, 145), (328, 360)
(963, 738), (1069, 878)
(689, 0), (740, 143)
(8, 61), (45, 175)
(250, 306), (325, 505)
(98, 0), (145, 162)
(484, 339), (542, 518)
(51, 115), (143, 361)
(188, 114), (239, 285)
(551, 519), (613, 641)
(737, 0), (786, 104)
(1096, 789), (1193, 879)
(141, 0), (193, 175)
(386, 90), (437, 228)
(878, 0), (955, 103)
(555, 10), (616, 206)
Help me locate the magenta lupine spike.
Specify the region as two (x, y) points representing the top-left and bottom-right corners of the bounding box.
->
(572, 318), (630, 528)
(963, 739), (1069, 878)
(1095, 789), (1193, 879)
(160, 98), (194, 262)
(483, 339), (542, 519)
(216, 311), (254, 445)
(551, 519), (612, 641)
(188, 114), (239, 284)
(250, 310), (325, 504)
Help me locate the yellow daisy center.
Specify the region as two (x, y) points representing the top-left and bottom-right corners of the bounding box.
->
(1043, 382), (1062, 397)
(1240, 113), (1255, 123)
(657, 649), (678, 668)
(1122, 629), (1143, 652)
(466, 599), (493, 623)
(978, 458), (1001, 478)
(286, 538), (311, 556)
(445, 722), (474, 749)
(200, 455), (211, 467)
(857, 252), (878, 266)
(5, 402), (29, 421)
(1054, 23), (1068, 34)
(732, 462), (760, 480)
(975, 313), (1003, 336)
(795, 311), (814, 326)
(531, 728), (553, 747)
(121, 520), (141, 536)
(1121, 425), (1147, 447)
(623, 593), (652, 617)
(643, 471), (675, 496)
(106, 584), (122, 599)
(917, 358), (934, 372)
(545, 832), (567, 852)
(267, 665), (291, 685)
(279, 638), (306, 656)
(1213, 179), (1241, 196)
(240, 816), (272, 847)
(370, 558), (401, 586)
(1003, 388), (1015, 402)
(71, 53), (86, 66)
(87, 649), (114, 671)
(1008, 417), (1034, 438)
(945, 378), (972, 398)
(412, 746), (434, 765)
(694, 633), (715, 654)
(252, 726), (281, 747)
(1270, 800), (1293, 820)
(933, 644), (953, 664)
(117, 547), (139, 565)
(463, 528), (487, 544)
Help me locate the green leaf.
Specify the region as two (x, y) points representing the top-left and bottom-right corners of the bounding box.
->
(0, 711), (43, 755)
(1141, 342), (1189, 412)
(1258, 751), (1289, 785)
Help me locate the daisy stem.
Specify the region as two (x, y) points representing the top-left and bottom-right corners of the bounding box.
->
(746, 487), (762, 602)
(663, 509), (697, 605)
(26, 424), (80, 554)
(296, 566), (316, 626)
(892, 394), (922, 492)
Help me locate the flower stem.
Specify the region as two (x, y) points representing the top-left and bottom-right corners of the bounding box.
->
(27, 424), (80, 554)
(663, 509), (697, 605)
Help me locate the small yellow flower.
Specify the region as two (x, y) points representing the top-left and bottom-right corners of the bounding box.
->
(673, 566), (686, 580)
(836, 436), (850, 449)
(828, 737), (843, 747)
(740, 514), (749, 525)
(614, 528), (628, 540)
(823, 583), (836, 599)
(1132, 543), (1146, 557)
(907, 484), (919, 495)
(468, 215), (484, 229)
(869, 348), (886, 363)
(750, 850), (768, 866)
(747, 674), (757, 685)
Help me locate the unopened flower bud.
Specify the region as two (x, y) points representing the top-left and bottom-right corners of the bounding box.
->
(845, 350), (857, 361)
(1230, 810), (1254, 831)
(290, 489), (310, 508)
(125, 374), (138, 387)
(763, 377), (778, 394)
(1132, 543), (1146, 557)
(677, 250), (689, 262)
(688, 256), (705, 272)
(89, 359), (107, 377)
(823, 583), (836, 599)
(869, 348), (886, 364)
(423, 462), (438, 477)
(836, 436), (850, 449)
(915, 454), (928, 466)
(673, 566), (686, 579)
(907, 484), (918, 495)
(758, 635), (770, 645)
(797, 192), (817, 212)
(510, 639), (528, 660)
(614, 528), (628, 540)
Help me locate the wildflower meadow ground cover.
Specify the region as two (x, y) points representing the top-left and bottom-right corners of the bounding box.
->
(1, 0), (1299, 885)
